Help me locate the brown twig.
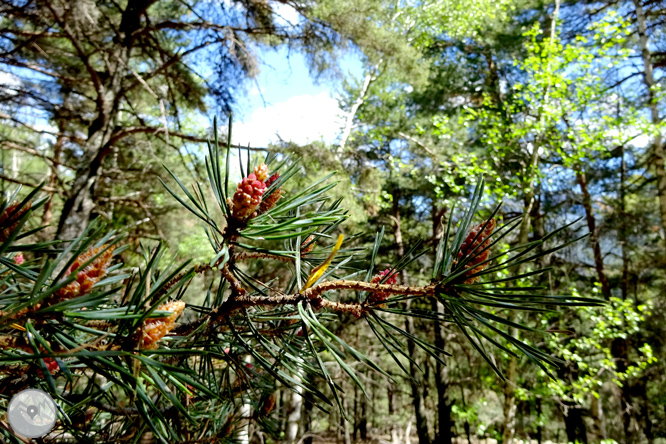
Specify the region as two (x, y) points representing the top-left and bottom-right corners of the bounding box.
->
(235, 252), (294, 263)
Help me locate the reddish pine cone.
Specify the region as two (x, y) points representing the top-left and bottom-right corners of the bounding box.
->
(0, 201), (31, 242)
(258, 172), (283, 214)
(456, 218), (496, 284)
(368, 269), (398, 304)
(231, 173), (267, 221)
(254, 163), (269, 182)
(142, 300), (186, 350)
(55, 245), (115, 300)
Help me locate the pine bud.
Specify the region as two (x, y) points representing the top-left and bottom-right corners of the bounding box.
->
(44, 358), (59, 375)
(55, 245), (115, 301)
(231, 173), (267, 221)
(142, 300), (186, 350)
(35, 357), (60, 378)
(300, 235), (315, 255)
(368, 269), (398, 304)
(14, 253), (24, 265)
(456, 218), (496, 284)
(254, 163), (269, 182)
(0, 201), (31, 242)
(258, 172), (284, 215)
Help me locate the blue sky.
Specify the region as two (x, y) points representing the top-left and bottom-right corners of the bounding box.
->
(229, 45), (363, 148)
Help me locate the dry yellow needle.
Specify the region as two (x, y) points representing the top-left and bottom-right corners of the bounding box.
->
(300, 234), (344, 293)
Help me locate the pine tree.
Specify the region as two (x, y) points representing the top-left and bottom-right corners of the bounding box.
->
(0, 119), (600, 443)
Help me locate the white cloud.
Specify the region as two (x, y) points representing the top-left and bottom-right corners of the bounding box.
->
(273, 3), (301, 26)
(232, 93), (343, 148)
(0, 71), (21, 95)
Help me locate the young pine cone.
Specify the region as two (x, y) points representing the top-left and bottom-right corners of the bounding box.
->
(258, 171), (284, 215)
(142, 300), (186, 350)
(456, 218), (496, 284)
(230, 173), (267, 221)
(0, 201), (31, 242)
(55, 245), (115, 301)
(368, 268), (398, 304)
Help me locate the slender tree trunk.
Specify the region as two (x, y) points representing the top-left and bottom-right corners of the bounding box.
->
(338, 64), (380, 152)
(392, 189), (431, 444)
(575, 168), (616, 441)
(302, 382), (314, 444)
(590, 395), (607, 442)
(575, 170), (612, 300)
(502, 184), (535, 444)
(620, 145), (629, 301)
(635, 377), (654, 443)
(433, 300), (453, 444)
(359, 389), (368, 440)
(41, 127), (65, 228)
(432, 202), (453, 443)
(405, 303), (431, 444)
(236, 355), (253, 444)
(344, 395), (352, 444)
(286, 384), (303, 443)
(632, 0), (666, 238)
(386, 382), (400, 444)
(536, 397), (542, 444)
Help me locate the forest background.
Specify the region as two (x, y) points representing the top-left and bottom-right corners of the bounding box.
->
(1, 0), (665, 443)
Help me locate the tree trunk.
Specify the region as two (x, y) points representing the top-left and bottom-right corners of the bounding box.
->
(562, 402), (588, 444)
(302, 383), (314, 444)
(338, 62), (381, 153)
(576, 168), (618, 440)
(42, 115), (68, 228)
(432, 204), (453, 444)
(359, 390), (368, 440)
(55, 0), (156, 241)
(434, 300), (453, 444)
(635, 377), (654, 443)
(619, 145), (630, 300)
(575, 170), (612, 300)
(589, 395), (607, 442)
(286, 384), (303, 443)
(502, 190), (534, 444)
(392, 189), (431, 444)
(536, 397), (542, 444)
(236, 355), (253, 444)
(389, 385), (400, 444)
(632, 0), (666, 239)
